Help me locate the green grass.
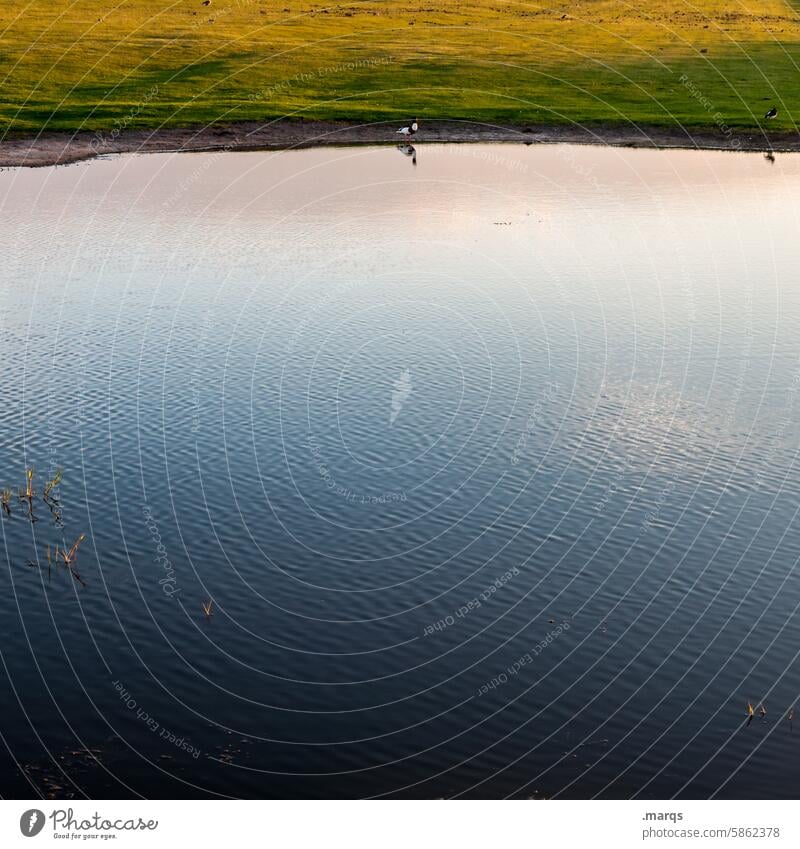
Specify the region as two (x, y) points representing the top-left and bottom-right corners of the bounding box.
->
(1, 0), (799, 134)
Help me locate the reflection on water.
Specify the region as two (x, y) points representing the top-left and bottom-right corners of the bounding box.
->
(1, 143), (800, 799)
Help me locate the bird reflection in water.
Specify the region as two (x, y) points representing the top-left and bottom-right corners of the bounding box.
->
(396, 143), (417, 166)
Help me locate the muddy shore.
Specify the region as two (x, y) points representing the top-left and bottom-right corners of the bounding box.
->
(1, 120), (796, 168)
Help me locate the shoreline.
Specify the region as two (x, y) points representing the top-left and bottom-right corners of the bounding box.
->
(1, 120), (796, 168)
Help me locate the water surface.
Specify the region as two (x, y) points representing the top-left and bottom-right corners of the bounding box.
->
(1, 143), (800, 799)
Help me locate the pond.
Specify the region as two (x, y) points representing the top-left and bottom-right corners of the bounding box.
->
(1, 142), (799, 799)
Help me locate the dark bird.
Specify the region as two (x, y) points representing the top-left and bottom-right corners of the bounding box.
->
(396, 118), (418, 137)
(765, 106), (778, 120)
(765, 151), (775, 164)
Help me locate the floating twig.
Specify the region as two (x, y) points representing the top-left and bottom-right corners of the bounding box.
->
(18, 468), (36, 522)
(21, 467), (35, 501)
(55, 533), (87, 587)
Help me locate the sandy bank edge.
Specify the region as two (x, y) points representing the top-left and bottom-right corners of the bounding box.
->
(1, 120), (795, 168)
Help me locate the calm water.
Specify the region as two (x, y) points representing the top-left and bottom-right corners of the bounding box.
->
(1, 143), (800, 799)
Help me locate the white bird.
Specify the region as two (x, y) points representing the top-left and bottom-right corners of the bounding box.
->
(397, 118), (418, 137)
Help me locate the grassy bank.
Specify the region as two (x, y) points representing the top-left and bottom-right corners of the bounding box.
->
(1, 1), (799, 135)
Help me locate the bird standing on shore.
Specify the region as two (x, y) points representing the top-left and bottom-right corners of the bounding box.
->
(397, 118), (418, 137)
(765, 106), (778, 120)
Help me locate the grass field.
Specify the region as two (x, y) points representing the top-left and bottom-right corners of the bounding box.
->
(2, 0), (800, 135)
